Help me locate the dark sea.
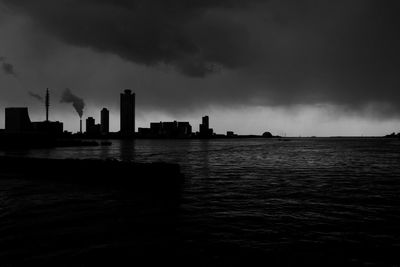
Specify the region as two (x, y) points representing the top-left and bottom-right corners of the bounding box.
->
(0, 138), (399, 266)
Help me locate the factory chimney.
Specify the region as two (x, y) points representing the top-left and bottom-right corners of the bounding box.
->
(80, 119), (82, 134)
(45, 88), (50, 122)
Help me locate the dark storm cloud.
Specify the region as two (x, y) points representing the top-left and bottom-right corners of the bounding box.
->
(1, 0), (259, 77)
(251, 0), (400, 112)
(60, 88), (85, 118)
(1, 0), (400, 115)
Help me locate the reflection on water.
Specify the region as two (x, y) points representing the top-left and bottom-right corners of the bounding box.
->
(118, 139), (136, 161)
(0, 138), (400, 266)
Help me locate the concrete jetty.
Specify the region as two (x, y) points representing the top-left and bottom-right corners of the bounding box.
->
(0, 157), (184, 191)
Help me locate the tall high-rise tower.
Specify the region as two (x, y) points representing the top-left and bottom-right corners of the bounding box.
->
(199, 115), (213, 137)
(202, 116), (209, 129)
(45, 88), (49, 122)
(101, 108), (109, 134)
(120, 89), (135, 135)
(86, 117), (95, 134)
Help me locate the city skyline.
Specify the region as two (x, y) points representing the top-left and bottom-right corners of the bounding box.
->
(1, 88), (400, 137)
(1, 88), (220, 137)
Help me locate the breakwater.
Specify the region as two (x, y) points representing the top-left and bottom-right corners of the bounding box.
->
(0, 156), (183, 190)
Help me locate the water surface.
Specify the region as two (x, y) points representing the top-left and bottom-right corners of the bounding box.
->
(0, 138), (399, 266)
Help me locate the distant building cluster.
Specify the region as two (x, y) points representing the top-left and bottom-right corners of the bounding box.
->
(86, 89), (216, 138)
(138, 121), (192, 138)
(2, 88), (243, 139)
(199, 116), (213, 137)
(136, 116), (216, 138)
(85, 108), (109, 136)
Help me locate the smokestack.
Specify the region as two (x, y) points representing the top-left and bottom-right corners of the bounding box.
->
(80, 119), (82, 134)
(45, 88), (49, 122)
(60, 88), (85, 118)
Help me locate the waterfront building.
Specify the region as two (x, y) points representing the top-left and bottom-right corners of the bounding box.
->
(139, 121), (193, 138)
(120, 89), (135, 135)
(31, 121), (63, 135)
(86, 117), (97, 135)
(199, 115), (213, 137)
(101, 108), (109, 134)
(5, 108), (32, 133)
(5, 107), (63, 135)
(227, 131), (235, 137)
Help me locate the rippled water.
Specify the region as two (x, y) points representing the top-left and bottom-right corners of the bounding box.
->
(1, 138), (400, 266)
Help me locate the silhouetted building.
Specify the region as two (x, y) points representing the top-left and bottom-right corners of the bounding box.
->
(178, 122), (192, 136)
(86, 117), (100, 135)
(32, 89), (63, 135)
(162, 121), (178, 136)
(5, 108), (32, 133)
(150, 122), (163, 135)
(139, 121), (192, 138)
(262, 132), (273, 138)
(202, 116), (209, 129)
(32, 121), (63, 135)
(5, 107), (63, 135)
(120, 89), (135, 135)
(94, 124), (101, 135)
(227, 131), (236, 137)
(101, 108), (109, 135)
(45, 88), (50, 122)
(138, 127), (151, 136)
(199, 115), (213, 137)
(86, 117), (95, 133)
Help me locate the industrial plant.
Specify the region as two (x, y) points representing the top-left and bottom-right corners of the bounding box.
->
(4, 89), (63, 136)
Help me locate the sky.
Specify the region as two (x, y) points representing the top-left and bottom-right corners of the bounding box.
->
(0, 0), (399, 136)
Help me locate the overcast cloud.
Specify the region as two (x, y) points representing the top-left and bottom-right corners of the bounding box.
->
(0, 0), (399, 134)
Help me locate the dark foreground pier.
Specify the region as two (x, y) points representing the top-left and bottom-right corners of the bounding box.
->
(0, 156), (183, 191)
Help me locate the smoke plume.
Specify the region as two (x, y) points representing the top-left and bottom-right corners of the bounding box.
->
(60, 88), (85, 118)
(28, 91), (44, 102)
(0, 57), (47, 103)
(0, 57), (17, 77)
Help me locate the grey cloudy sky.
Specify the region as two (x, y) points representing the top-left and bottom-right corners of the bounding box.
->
(0, 0), (399, 135)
